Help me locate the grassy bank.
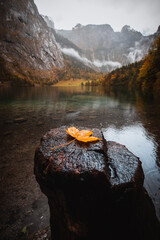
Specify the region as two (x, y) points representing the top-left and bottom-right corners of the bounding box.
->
(53, 79), (87, 86)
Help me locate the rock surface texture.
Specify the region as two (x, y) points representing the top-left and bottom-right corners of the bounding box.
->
(0, 0), (64, 84)
(34, 126), (160, 240)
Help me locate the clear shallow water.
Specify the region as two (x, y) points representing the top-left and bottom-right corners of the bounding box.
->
(0, 85), (160, 221)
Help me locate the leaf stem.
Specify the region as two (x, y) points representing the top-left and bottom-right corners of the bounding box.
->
(50, 139), (75, 150)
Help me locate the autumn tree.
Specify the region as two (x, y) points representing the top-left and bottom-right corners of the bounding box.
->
(137, 36), (160, 93)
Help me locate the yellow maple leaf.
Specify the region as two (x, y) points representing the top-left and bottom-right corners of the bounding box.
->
(65, 126), (80, 138)
(51, 127), (99, 150)
(66, 127), (99, 142)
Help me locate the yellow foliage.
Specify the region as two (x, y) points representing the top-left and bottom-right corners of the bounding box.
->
(138, 55), (152, 80)
(66, 127), (99, 142)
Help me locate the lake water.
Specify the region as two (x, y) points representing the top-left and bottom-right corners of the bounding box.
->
(0, 85), (160, 237)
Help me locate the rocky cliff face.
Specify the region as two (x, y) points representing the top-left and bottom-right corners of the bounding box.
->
(42, 16), (98, 75)
(0, 0), (64, 85)
(57, 24), (158, 72)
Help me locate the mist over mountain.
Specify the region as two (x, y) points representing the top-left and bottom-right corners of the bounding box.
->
(57, 23), (160, 72)
(103, 35), (160, 95)
(42, 17), (120, 72)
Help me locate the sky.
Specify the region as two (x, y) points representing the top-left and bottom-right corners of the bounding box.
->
(34, 0), (160, 35)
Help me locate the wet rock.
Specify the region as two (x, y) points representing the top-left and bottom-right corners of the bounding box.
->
(66, 110), (76, 114)
(89, 116), (97, 119)
(105, 141), (160, 239)
(28, 110), (34, 113)
(13, 117), (27, 123)
(36, 121), (44, 126)
(52, 118), (61, 122)
(34, 126), (160, 240)
(76, 116), (85, 121)
(56, 110), (63, 114)
(4, 120), (13, 124)
(106, 141), (144, 187)
(27, 226), (51, 240)
(3, 131), (12, 136)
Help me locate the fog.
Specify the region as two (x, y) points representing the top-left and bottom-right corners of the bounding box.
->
(61, 47), (122, 68)
(127, 39), (153, 63)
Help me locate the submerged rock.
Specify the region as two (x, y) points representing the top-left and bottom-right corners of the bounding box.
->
(36, 121), (44, 126)
(13, 117), (27, 123)
(34, 126), (160, 240)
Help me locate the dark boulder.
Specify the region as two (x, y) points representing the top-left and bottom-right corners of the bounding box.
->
(34, 126), (160, 240)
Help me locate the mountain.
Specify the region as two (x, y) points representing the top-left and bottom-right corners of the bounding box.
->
(42, 16), (95, 68)
(42, 16), (83, 54)
(43, 17), (115, 72)
(0, 0), (64, 85)
(42, 15), (100, 80)
(57, 24), (159, 72)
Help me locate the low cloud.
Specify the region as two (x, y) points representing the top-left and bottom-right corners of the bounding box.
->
(127, 48), (144, 63)
(127, 40), (151, 63)
(61, 47), (122, 69)
(93, 59), (122, 68)
(61, 47), (90, 64)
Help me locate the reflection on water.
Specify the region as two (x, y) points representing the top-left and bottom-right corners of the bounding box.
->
(103, 124), (160, 218)
(0, 85), (160, 222)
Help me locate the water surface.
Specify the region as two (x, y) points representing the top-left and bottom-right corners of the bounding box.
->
(0, 85), (160, 238)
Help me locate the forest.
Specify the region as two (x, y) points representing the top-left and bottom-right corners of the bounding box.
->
(102, 36), (160, 95)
